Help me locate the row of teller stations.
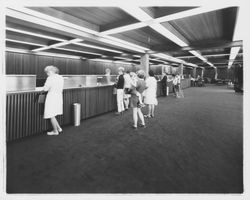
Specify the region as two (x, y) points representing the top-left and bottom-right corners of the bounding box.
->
(5, 74), (190, 142)
(6, 75), (118, 92)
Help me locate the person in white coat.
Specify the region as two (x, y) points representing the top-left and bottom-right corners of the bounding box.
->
(144, 70), (158, 118)
(43, 66), (64, 136)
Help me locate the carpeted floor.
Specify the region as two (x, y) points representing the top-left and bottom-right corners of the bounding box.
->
(6, 85), (243, 193)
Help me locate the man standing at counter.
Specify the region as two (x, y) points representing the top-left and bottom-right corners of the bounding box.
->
(116, 67), (125, 115)
(42, 66), (64, 135)
(161, 72), (167, 97)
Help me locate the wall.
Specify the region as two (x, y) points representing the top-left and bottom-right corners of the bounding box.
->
(6, 52), (135, 78)
(217, 68), (228, 79)
(204, 68), (215, 79)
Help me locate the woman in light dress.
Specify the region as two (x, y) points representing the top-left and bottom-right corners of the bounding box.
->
(144, 70), (158, 118)
(130, 70), (146, 129)
(43, 66), (64, 136)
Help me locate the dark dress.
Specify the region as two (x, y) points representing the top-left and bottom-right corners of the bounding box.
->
(130, 78), (146, 108)
(161, 75), (167, 96)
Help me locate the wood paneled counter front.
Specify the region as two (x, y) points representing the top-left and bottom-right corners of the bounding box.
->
(6, 85), (116, 142)
(6, 79), (191, 141)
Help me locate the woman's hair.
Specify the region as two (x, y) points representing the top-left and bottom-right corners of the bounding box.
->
(149, 70), (154, 77)
(137, 70), (145, 79)
(105, 68), (111, 74)
(44, 65), (59, 74)
(118, 67), (125, 73)
(130, 72), (137, 78)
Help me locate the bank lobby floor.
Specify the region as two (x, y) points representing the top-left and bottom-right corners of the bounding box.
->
(7, 85), (243, 193)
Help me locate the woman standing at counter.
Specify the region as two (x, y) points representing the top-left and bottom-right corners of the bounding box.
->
(43, 66), (64, 135)
(130, 70), (146, 129)
(144, 70), (158, 118)
(116, 67), (125, 115)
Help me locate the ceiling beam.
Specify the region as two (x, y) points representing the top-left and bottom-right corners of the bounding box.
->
(120, 7), (211, 67)
(30, 7), (100, 32)
(31, 38), (83, 52)
(101, 6), (228, 35)
(6, 7), (149, 53)
(150, 40), (243, 52)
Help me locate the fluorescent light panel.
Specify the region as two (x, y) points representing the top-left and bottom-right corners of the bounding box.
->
(189, 50), (207, 61)
(6, 39), (45, 47)
(101, 35), (149, 51)
(32, 38), (83, 52)
(8, 7), (98, 35)
(121, 6), (152, 21)
(150, 23), (188, 47)
(7, 7), (148, 54)
(228, 47), (241, 68)
(54, 47), (102, 56)
(100, 22), (146, 35)
(6, 47), (82, 59)
(72, 42), (123, 54)
(6, 27), (66, 42)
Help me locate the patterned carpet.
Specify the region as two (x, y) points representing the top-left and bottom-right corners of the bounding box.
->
(7, 85), (243, 193)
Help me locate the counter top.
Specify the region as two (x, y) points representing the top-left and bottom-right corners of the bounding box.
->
(6, 83), (115, 94)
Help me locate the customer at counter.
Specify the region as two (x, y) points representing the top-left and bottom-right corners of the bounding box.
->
(144, 70), (158, 118)
(105, 68), (111, 84)
(172, 74), (178, 96)
(123, 70), (132, 111)
(161, 72), (167, 97)
(42, 66), (64, 136)
(115, 67), (125, 115)
(130, 70), (146, 129)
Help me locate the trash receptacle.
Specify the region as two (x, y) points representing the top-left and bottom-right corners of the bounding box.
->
(73, 103), (81, 126)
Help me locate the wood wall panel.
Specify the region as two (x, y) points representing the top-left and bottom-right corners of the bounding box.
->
(6, 52), (135, 78)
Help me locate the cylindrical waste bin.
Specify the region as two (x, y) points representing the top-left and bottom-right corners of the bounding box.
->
(73, 103), (81, 126)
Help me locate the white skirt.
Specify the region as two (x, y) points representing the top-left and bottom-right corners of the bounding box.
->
(44, 92), (63, 119)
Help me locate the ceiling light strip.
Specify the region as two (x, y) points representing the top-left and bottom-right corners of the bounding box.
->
(72, 42), (123, 54)
(32, 38), (83, 52)
(100, 22), (146, 35)
(7, 7), (148, 54)
(6, 39), (46, 47)
(6, 27), (66, 42)
(228, 7), (243, 68)
(54, 47), (102, 56)
(6, 47), (82, 59)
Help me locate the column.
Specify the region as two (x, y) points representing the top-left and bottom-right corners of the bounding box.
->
(201, 67), (204, 78)
(214, 67), (218, 80)
(140, 53), (149, 76)
(193, 67), (197, 78)
(178, 63), (184, 78)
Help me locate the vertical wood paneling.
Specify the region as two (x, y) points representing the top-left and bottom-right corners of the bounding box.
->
(6, 52), (136, 78)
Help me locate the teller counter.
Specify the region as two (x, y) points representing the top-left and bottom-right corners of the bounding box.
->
(6, 78), (191, 142)
(157, 78), (191, 96)
(6, 85), (116, 142)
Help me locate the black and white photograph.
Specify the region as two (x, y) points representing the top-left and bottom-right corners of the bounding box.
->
(0, 0), (249, 199)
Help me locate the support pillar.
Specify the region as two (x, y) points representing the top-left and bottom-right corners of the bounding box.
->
(140, 53), (149, 76)
(193, 67), (197, 78)
(214, 67), (218, 80)
(178, 63), (184, 78)
(201, 67), (204, 78)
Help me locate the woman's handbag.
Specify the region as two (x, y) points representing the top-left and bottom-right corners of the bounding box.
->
(35, 92), (47, 116)
(113, 87), (117, 95)
(37, 92), (46, 104)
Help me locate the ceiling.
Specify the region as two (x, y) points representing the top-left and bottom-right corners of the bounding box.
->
(5, 6), (243, 68)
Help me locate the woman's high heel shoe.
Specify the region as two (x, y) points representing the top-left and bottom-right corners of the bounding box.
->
(58, 128), (63, 133)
